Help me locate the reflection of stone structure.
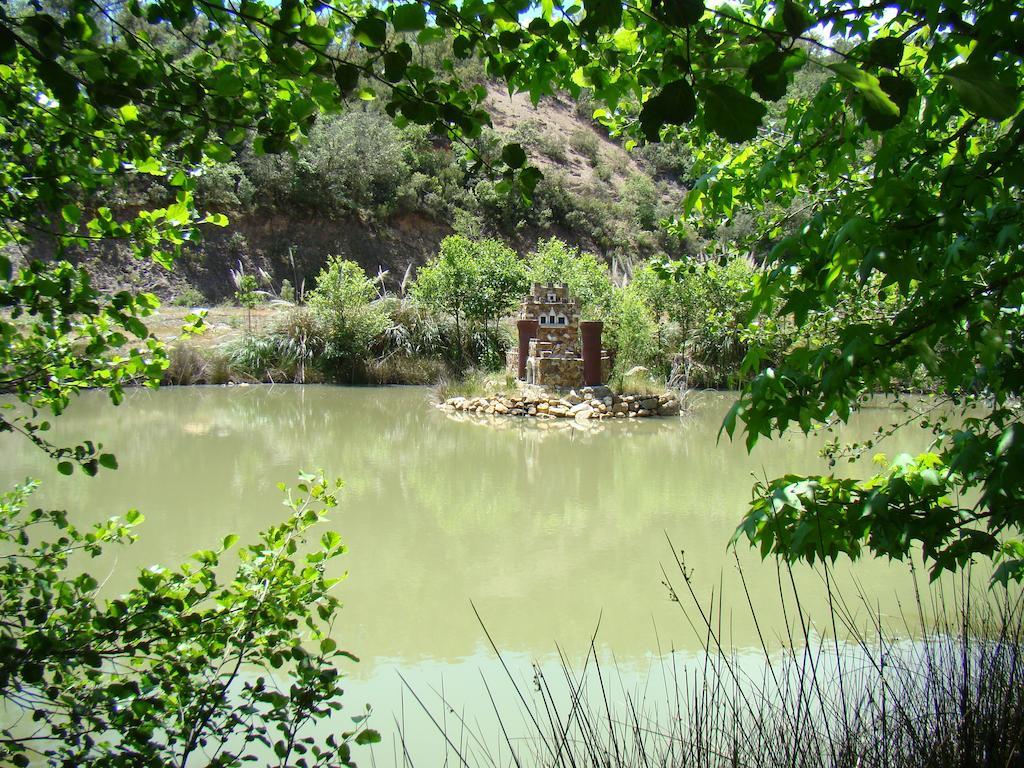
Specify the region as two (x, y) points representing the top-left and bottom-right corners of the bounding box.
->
(507, 283), (611, 388)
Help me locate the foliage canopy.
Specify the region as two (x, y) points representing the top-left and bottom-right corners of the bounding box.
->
(1, 0), (1022, 604)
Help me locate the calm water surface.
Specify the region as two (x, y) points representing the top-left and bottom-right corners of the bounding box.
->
(0, 386), (980, 762)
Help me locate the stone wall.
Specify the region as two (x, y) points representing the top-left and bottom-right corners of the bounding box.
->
(440, 386), (682, 420)
(534, 326), (578, 352)
(519, 349), (610, 389)
(534, 356), (583, 388)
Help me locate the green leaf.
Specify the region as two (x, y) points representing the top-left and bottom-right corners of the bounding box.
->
(501, 142), (527, 169)
(782, 0), (814, 36)
(519, 165), (543, 194)
(211, 69), (243, 97)
(61, 204), (81, 226)
(37, 60), (79, 104)
(417, 26), (445, 45)
(579, 0), (622, 37)
(652, 0), (704, 26)
(870, 37), (904, 69)
(0, 24), (17, 65)
(391, 3), (427, 32)
(335, 62), (360, 94)
(353, 16), (387, 49)
(829, 62), (900, 122)
(354, 729), (382, 745)
(383, 52), (407, 82)
(749, 50), (806, 102)
(57, 461), (73, 475)
(639, 79), (696, 141)
(299, 23), (333, 47)
(222, 533), (239, 549)
(863, 74), (915, 129)
(98, 453), (118, 470)
(945, 61), (1020, 121)
(701, 84), (767, 142)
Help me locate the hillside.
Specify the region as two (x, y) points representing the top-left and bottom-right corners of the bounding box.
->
(31, 85), (693, 304)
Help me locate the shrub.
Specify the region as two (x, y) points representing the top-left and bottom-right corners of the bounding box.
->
(527, 238), (615, 320)
(193, 161), (255, 212)
(0, 476), (376, 767)
(306, 256), (377, 317)
(569, 128), (601, 166)
(220, 335), (296, 381)
(315, 304), (390, 383)
(365, 355), (447, 385)
(607, 287), (661, 375)
(163, 343), (208, 385)
(169, 287), (206, 307)
(266, 306), (324, 384)
(629, 256), (792, 388)
(411, 236), (526, 368)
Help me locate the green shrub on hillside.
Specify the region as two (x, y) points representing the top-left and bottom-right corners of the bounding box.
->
(569, 128), (601, 166)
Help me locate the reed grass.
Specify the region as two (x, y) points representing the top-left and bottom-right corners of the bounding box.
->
(399, 551), (1024, 768)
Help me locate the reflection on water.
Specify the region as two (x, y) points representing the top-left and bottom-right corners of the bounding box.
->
(0, 385), (993, 761)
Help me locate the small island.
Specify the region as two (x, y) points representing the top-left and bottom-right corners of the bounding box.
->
(439, 283), (681, 420)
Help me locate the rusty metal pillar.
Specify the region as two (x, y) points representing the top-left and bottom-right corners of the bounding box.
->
(580, 321), (604, 386)
(516, 319), (538, 380)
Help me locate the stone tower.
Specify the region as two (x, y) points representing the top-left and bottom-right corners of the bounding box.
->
(509, 283), (609, 388)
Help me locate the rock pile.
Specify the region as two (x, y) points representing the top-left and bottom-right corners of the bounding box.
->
(439, 385), (681, 421)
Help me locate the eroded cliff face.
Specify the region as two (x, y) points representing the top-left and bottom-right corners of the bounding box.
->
(12, 89), (689, 302)
(44, 209), (607, 303)
(15, 211), (454, 303)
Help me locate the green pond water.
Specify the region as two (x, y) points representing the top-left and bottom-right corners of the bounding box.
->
(0, 385), (985, 763)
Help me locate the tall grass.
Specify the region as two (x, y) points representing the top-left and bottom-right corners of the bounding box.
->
(436, 370), (519, 400)
(219, 335), (297, 382)
(399, 554), (1024, 767)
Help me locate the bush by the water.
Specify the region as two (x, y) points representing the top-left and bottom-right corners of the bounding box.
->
(163, 237), (860, 391)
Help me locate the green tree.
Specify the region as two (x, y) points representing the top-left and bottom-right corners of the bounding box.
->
(471, 238), (531, 328)
(306, 257), (388, 382)
(307, 256), (377, 317)
(527, 238), (615, 319)
(411, 235), (526, 361)
(632, 257), (792, 387)
(607, 286), (660, 373)
(234, 273), (261, 334)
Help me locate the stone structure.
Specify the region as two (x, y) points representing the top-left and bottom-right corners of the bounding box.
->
(508, 283), (611, 389)
(440, 387), (682, 421)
